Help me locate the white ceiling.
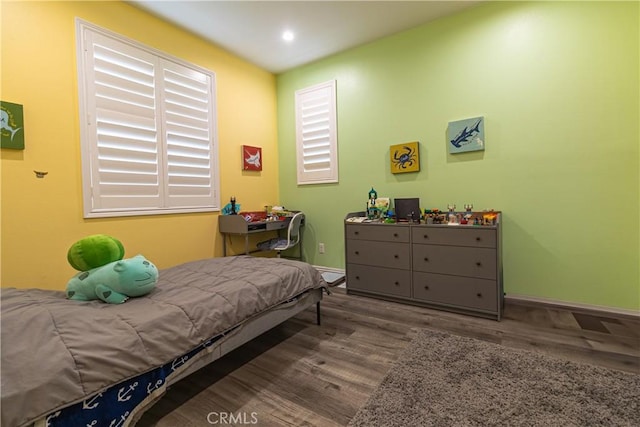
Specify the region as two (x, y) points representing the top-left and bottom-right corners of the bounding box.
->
(129, 1), (481, 74)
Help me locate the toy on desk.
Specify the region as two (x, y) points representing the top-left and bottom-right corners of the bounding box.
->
(271, 206), (294, 220)
(231, 197), (237, 214)
(240, 211), (268, 222)
(264, 205), (275, 221)
(222, 197), (241, 215)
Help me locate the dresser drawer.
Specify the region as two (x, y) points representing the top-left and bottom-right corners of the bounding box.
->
(412, 245), (496, 279)
(347, 264), (411, 298)
(346, 240), (411, 270)
(412, 272), (498, 312)
(345, 224), (410, 243)
(411, 226), (496, 248)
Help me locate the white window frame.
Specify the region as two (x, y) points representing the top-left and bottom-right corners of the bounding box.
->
(295, 80), (338, 185)
(75, 19), (220, 218)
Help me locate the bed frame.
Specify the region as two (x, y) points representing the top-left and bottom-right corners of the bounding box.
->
(160, 288), (322, 386)
(3, 255), (328, 427)
(28, 287), (324, 427)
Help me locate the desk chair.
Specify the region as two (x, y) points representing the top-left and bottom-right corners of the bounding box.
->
(272, 212), (304, 259)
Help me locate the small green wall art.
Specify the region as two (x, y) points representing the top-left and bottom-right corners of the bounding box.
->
(390, 141), (420, 173)
(448, 116), (484, 154)
(1, 101), (25, 150)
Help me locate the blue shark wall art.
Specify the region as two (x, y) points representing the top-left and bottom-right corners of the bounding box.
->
(448, 116), (484, 154)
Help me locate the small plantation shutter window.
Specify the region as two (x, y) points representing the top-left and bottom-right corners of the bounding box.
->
(295, 80), (338, 185)
(76, 19), (219, 218)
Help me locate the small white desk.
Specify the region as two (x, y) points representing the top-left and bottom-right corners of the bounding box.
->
(218, 214), (304, 256)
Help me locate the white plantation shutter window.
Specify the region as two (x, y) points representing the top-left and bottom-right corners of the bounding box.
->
(295, 80), (338, 185)
(76, 20), (219, 218)
(161, 63), (216, 205)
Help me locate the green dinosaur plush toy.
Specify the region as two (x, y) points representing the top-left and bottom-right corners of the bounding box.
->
(67, 234), (125, 271)
(66, 255), (158, 304)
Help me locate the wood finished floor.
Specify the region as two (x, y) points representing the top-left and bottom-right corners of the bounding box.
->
(138, 287), (639, 427)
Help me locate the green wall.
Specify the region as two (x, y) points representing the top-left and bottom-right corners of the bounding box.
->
(277, 1), (639, 311)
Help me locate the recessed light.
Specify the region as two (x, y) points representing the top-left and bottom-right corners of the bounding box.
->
(282, 30), (295, 42)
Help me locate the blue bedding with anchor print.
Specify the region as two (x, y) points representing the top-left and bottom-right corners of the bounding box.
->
(45, 334), (223, 427)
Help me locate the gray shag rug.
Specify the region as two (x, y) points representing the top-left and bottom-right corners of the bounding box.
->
(349, 329), (640, 426)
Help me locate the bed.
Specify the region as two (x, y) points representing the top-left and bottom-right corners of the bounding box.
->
(1, 256), (328, 427)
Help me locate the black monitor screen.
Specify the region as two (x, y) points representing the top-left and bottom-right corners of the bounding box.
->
(394, 198), (421, 222)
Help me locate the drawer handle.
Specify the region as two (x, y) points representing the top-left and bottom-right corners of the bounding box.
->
(394, 254), (399, 259)
(424, 285), (429, 290)
(355, 251), (359, 255)
(393, 233), (398, 237)
(354, 231), (359, 235)
(476, 237), (481, 241)
(423, 234), (429, 239)
(477, 293), (482, 298)
(476, 261), (482, 266)
(355, 275), (360, 280)
(423, 257), (429, 262)
(394, 281), (400, 286)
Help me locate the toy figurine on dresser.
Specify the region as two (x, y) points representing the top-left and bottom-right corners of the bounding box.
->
(462, 204), (473, 224)
(447, 204), (458, 225)
(367, 187), (378, 219)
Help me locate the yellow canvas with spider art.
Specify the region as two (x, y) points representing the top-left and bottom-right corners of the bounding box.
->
(390, 141), (419, 173)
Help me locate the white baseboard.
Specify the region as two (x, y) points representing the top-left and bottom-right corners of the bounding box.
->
(506, 294), (640, 319)
(312, 265), (345, 274)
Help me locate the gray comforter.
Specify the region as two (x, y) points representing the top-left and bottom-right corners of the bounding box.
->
(1, 256), (325, 427)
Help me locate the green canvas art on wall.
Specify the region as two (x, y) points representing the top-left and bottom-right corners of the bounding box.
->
(1, 101), (25, 150)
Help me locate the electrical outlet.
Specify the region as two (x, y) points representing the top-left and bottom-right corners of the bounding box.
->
(318, 243), (325, 254)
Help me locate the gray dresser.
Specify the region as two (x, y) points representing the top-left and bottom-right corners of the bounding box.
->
(345, 211), (503, 320)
